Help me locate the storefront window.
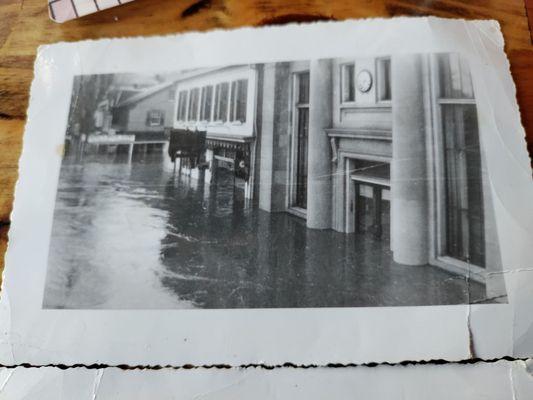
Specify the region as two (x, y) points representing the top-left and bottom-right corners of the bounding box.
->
(168, 87), (176, 101)
(437, 53), (484, 267)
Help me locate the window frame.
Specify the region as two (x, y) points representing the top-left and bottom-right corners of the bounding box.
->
(214, 82), (230, 123)
(146, 109), (164, 127)
(429, 53), (486, 277)
(188, 87), (200, 122)
(199, 85), (214, 122)
(339, 62), (356, 105)
(376, 57), (392, 103)
(176, 90), (189, 122)
(172, 67), (257, 135)
(168, 87), (176, 102)
(288, 71), (310, 214)
(229, 79), (248, 124)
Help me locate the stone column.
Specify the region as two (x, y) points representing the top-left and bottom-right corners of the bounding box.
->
(258, 63), (277, 212)
(307, 59), (333, 230)
(391, 54), (429, 265)
(258, 63), (291, 213)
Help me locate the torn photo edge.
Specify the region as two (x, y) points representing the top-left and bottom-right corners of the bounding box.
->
(0, 17), (532, 367)
(0, 359), (532, 399)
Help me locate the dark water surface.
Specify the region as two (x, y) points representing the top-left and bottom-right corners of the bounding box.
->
(43, 152), (486, 309)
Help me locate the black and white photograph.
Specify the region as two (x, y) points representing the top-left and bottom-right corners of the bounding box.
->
(42, 52), (507, 309)
(2, 17), (532, 370)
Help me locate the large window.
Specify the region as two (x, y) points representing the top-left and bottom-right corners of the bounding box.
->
(437, 53), (484, 268)
(293, 72), (310, 210)
(229, 79), (248, 123)
(177, 90), (188, 121)
(200, 85), (213, 121)
(188, 88), (200, 121)
(214, 82), (229, 122)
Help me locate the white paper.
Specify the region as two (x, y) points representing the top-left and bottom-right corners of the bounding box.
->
(0, 17), (532, 367)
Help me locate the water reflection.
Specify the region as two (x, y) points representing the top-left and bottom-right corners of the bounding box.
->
(43, 151), (486, 309)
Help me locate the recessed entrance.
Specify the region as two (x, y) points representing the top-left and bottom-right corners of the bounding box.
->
(350, 159), (391, 243)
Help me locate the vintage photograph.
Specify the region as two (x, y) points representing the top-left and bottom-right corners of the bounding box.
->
(42, 53), (508, 309)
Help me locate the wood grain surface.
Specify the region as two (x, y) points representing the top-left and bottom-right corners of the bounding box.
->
(0, 0), (532, 274)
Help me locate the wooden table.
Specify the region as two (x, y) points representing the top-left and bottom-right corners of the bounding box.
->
(0, 0), (532, 273)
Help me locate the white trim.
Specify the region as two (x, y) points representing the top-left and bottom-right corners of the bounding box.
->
(339, 62), (356, 105)
(337, 151), (392, 234)
(437, 98), (476, 104)
(433, 256), (486, 284)
(287, 207), (307, 220)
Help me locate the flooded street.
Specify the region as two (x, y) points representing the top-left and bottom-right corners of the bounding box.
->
(43, 150), (486, 309)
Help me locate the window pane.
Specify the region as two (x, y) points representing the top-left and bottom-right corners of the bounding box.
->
(298, 72), (310, 104)
(147, 110), (163, 126)
(352, 159), (390, 181)
(168, 88), (176, 101)
(437, 53), (474, 99)
(295, 107), (309, 209)
(236, 79), (248, 123)
(200, 87), (206, 120)
(215, 82), (229, 122)
(177, 91), (188, 121)
(214, 85), (220, 120)
(442, 104), (484, 267)
(342, 64), (355, 102)
(188, 88), (199, 121)
(205, 86), (213, 121)
(378, 58), (391, 101)
(200, 86), (213, 121)
(229, 81), (237, 121)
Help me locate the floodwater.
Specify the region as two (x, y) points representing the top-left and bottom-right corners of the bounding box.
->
(43, 150), (487, 309)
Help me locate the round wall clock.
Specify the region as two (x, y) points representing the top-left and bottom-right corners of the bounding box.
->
(357, 69), (373, 93)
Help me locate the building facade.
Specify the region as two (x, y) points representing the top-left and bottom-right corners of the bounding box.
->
(168, 54), (505, 299)
(171, 66), (258, 198)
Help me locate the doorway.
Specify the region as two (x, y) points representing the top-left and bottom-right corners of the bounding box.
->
(350, 159), (391, 243)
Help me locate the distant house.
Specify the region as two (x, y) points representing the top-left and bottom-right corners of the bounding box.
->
(95, 81), (176, 142)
